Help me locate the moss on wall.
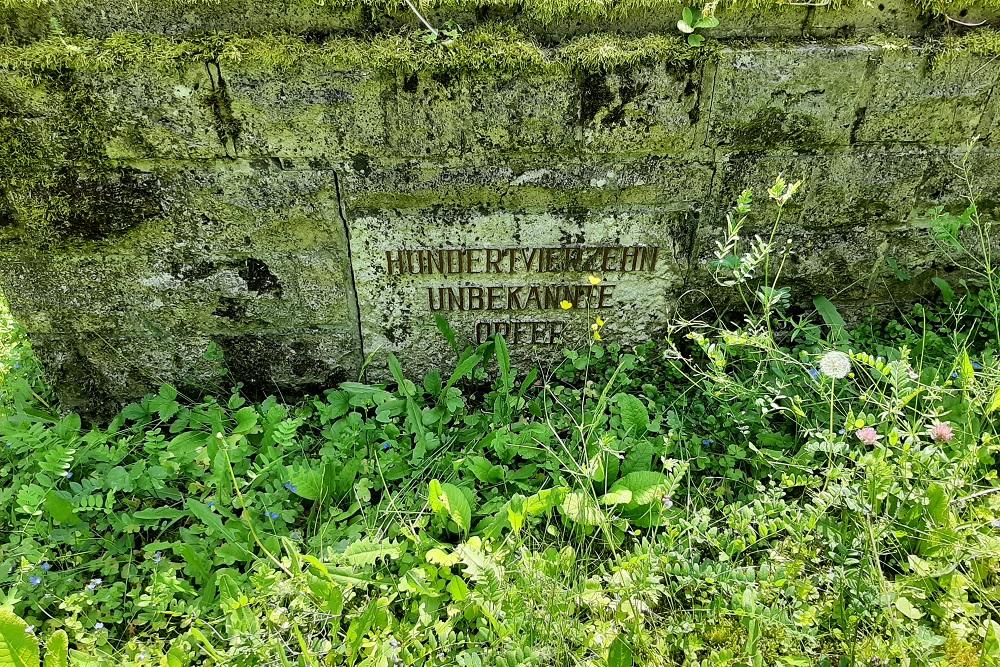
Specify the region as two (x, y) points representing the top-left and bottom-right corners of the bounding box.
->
(2, 0), (999, 17)
(0, 27), (706, 74)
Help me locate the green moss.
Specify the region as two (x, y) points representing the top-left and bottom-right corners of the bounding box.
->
(940, 28), (1000, 62)
(0, 26), (703, 75)
(3, 0), (998, 22)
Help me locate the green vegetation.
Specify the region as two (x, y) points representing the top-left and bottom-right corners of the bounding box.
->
(2, 177), (1000, 666)
(2, 0), (999, 20)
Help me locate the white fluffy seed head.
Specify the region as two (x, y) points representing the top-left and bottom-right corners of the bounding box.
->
(819, 351), (851, 379)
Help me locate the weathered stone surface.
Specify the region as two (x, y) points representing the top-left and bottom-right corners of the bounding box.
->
(342, 158), (710, 373)
(708, 45), (875, 149)
(3, 27), (1000, 410)
(580, 62), (702, 155)
(856, 47), (1000, 143)
(806, 0), (927, 38)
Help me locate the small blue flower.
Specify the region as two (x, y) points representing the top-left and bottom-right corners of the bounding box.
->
(86, 578), (102, 591)
(207, 501), (216, 509)
(63, 471), (72, 479)
(382, 441), (392, 451)
(807, 368), (820, 381)
(152, 552), (163, 564)
(40, 562), (51, 571)
(94, 622), (104, 630)
(702, 439), (713, 446)
(951, 372), (959, 379)
(29, 576), (41, 586)
(283, 482), (298, 493)
(267, 511), (280, 520)
(972, 361), (983, 371)
(838, 429), (846, 435)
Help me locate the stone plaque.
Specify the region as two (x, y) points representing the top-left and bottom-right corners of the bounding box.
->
(349, 207), (690, 374)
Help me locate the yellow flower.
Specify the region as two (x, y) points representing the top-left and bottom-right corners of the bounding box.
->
(595, 317), (605, 327)
(560, 301), (573, 310)
(588, 275), (602, 286)
(593, 331), (602, 341)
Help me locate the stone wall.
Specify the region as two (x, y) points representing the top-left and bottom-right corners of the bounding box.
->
(1, 2), (999, 411)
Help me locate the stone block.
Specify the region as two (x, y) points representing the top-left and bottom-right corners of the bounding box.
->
(0, 66), (225, 162)
(31, 327), (361, 414)
(580, 62), (703, 155)
(0, 249), (357, 338)
(384, 71), (474, 158)
(42, 0), (362, 37)
(225, 60), (388, 159)
(341, 158), (711, 375)
(468, 70), (580, 155)
(806, 0), (926, 37)
(707, 45), (875, 149)
(855, 47), (1000, 144)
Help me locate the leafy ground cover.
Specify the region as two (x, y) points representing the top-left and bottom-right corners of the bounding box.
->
(2, 180), (1000, 667)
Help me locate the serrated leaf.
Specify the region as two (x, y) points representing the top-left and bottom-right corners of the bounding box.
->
(343, 538), (400, 567)
(425, 548), (461, 567)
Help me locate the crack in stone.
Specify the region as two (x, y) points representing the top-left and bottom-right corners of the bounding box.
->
(333, 169), (366, 378)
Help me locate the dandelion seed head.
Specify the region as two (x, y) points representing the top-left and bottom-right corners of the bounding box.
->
(818, 351), (851, 379)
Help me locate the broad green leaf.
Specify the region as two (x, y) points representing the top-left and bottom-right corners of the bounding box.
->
(524, 487), (567, 515)
(608, 636), (634, 667)
(609, 471), (672, 506)
(988, 387), (1000, 416)
(232, 407), (259, 435)
(560, 491), (605, 526)
(600, 488), (633, 505)
(959, 349), (975, 385)
(813, 296), (845, 340)
(931, 277), (955, 303)
(894, 596), (924, 620)
(926, 483), (949, 524)
(42, 630), (67, 667)
(0, 609), (40, 667)
(428, 480), (473, 534)
(44, 491), (79, 524)
(186, 498), (225, 534)
(984, 620), (1000, 663)
(616, 394), (649, 436)
(288, 464), (325, 501)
